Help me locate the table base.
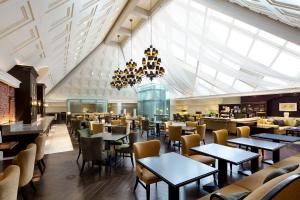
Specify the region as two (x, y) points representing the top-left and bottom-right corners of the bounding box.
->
(203, 182), (219, 193)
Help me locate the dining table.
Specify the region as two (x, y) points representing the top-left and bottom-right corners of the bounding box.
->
(190, 143), (259, 188)
(252, 133), (300, 143)
(137, 152), (218, 200)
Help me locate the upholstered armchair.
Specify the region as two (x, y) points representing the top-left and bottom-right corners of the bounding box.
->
(133, 140), (161, 200)
(213, 129), (234, 171)
(168, 125), (182, 150)
(80, 137), (111, 175)
(141, 119), (155, 137)
(237, 126), (250, 138)
(0, 165), (20, 200)
(35, 134), (47, 174)
(111, 120), (121, 125)
(196, 124), (206, 144)
(12, 143), (37, 198)
(91, 123), (104, 134)
(115, 132), (138, 167)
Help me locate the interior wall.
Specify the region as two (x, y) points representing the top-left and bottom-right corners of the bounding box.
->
(0, 81), (15, 124)
(171, 97), (241, 116)
(45, 102), (67, 113)
(241, 93), (300, 117)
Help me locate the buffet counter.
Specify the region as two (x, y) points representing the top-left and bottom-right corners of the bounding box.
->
(199, 117), (257, 134)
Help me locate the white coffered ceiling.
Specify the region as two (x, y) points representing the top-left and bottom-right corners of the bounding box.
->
(0, 0), (127, 93)
(228, 0), (300, 28)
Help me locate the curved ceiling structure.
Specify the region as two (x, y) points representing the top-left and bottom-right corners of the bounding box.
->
(0, 0), (300, 101)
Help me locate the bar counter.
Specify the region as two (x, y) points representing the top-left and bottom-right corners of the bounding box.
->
(0, 116), (54, 157)
(199, 117), (257, 134)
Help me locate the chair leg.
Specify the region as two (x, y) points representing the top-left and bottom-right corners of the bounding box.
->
(261, 149), (264, 158)
(37, 161), (44, 175)
(76, 148), (81, 162)
(130, 153), (134, 167)
(20, 187), (26, 200)
(203, 139), (206, 145)
(134, 177), (139, 191)
(80, 160), (86, 175)
(230, 163), (232, 171)
(168, 140), (171, 148)
(146, 184), (150, 200)
(41, 159), (46, 169)
(30, 180), (36, 192)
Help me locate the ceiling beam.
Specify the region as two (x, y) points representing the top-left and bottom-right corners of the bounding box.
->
(119, 27), (131, 36)
(132, 6), (150, 19)
(104, 0), (139, 44)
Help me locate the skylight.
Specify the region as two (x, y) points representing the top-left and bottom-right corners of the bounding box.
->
(271, 52), (300, 77)
(233, 80), (253, 92)
(227, 30), (253, 56)
(248, 40), (279, 66)
(216, 72), (235, 85)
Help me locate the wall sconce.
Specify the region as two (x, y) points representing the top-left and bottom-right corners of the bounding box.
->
(43, 103), (48, 107)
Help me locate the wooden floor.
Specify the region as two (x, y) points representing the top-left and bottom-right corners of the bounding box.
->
(7, 123), (300, 200)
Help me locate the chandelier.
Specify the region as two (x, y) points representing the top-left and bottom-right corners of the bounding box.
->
(110, 35), (127, 90)
(141, 0), (165, 81)
(123, 19), (142, 87)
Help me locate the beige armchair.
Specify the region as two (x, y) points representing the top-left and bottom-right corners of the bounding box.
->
(13, 143), (37, 198)
(35, 134), (47, 174)
(196, 124), (206, 144)
(0, 165), (20, 200)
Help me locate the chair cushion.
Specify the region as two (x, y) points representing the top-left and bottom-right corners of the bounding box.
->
(273, 120), (285, 126)
(263, 168), (287, 184)
(263, 164), (299, 183)
(141, 168), (160, 185)
(199, 184), (250, 200)
(190, 154), (215, 165)
(115, 143), (130, 150)
(210, 191), (250, 200)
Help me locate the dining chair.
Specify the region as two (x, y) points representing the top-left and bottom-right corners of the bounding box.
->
(196, 124), (206, 144)
(0, 165), (20, 200)
(163, 121), (172, 141)
(76, 129), (91, 162)
(115, 132), (138, 167)
(168, 125), (182, 150)
(133, 140), (161, 200)
(237, 126), (250, 138)
(120, 117), (126, 125)
(12, 143), (37, 198)
(91, 123), (104, 134)
(141, 119), (155, 138)
(186, 121), (198, 134)
(80, 137), (111, 175)
(111, 120), (121, 125)
(35, 134), (47, 174)
(213, 129), (235, 171)
(181, 134), (216, 184)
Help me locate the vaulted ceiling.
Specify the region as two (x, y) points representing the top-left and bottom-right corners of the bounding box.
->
(1, 0), (300, 102)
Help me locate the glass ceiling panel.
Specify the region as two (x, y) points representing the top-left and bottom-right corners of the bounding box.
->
(248, 40), (279, 66)
(227, 30), (253, 56)
(120, 0), (300, 98)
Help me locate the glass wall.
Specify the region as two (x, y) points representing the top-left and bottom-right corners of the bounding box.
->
(137, 84), (170, 121)
(67, 99), (108, 113)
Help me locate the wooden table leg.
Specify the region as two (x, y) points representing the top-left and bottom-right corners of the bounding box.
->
(218, 159), (227, 188)
(273, 149), (280, 163)
(168, 184), (179, 200)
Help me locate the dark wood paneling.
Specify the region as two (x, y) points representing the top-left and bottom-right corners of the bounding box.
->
(241, 93), (300, 117)
(8, 65), (38, 124)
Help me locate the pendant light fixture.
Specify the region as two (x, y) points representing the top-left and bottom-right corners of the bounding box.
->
(141, 0), (165, 81)
(123, 19), (142, 87)
(110, 35), (127, 90)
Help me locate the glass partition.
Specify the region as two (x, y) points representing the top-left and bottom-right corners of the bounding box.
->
(137, 84), (170, 121)
(67, 99), (108, 113)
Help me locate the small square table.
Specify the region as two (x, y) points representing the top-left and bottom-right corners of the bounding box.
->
(137, 152), (218, 200)
(91, 132), (127, 142)
(252, 133), (300, 143)
(191, 143), (259, 188)
(227, 138), (285, 165)
(181, 126), (196, 135)
(286, 127), (300, 136)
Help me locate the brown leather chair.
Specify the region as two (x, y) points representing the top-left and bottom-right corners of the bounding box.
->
(168, 125), (182, 150)
(0, 165), (20, 200)
(91, 123), (104, 134)
(164, 121), (172, 141)
(237, 126), (250, 138)
(35, 134), (47, 174)
(120, 117), (126, 125)
(133, 140), (161, 200)
(213, 129), (234, 171)
(196, 124), (206, 144)
(13, 143), (37, 198)
(186, 121), (198, 127)
(181, 134), (215, 165)
(111, 120), (121, 125)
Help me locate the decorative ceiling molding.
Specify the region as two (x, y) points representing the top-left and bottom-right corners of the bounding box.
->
(0, 70), (21, 88)
(0, 1), (34, 39)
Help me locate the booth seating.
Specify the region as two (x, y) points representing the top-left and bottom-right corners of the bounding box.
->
(199, 153), (300, 200)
